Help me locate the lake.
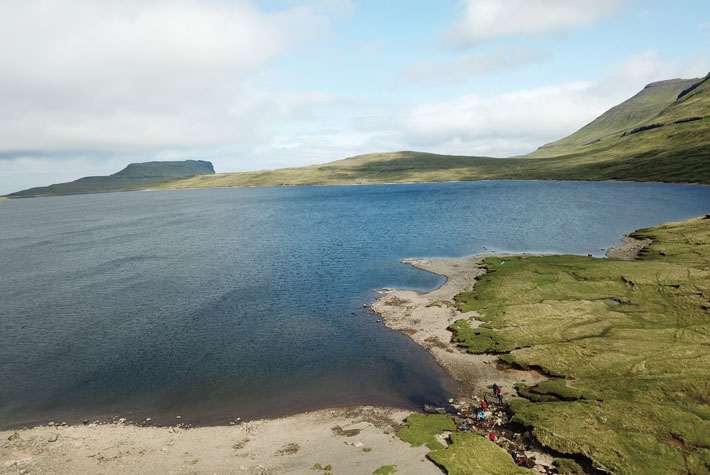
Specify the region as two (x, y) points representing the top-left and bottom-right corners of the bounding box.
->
(1, 180), (709, 428)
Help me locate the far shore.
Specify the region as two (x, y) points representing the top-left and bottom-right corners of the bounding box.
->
(0, 234), (649, 474)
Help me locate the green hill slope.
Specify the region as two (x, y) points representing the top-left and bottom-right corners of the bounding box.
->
(526, 77), (700, 157)
(9, 160), (214, 198)
(519, 73), (710, 182)
(8, 74), (710, 197)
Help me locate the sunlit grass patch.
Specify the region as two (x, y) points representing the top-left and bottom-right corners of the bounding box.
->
(427, 432), (528, 475)
(395, 413), (455, 450)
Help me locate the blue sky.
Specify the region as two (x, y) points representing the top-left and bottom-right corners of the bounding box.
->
(0, 0), (708, 194)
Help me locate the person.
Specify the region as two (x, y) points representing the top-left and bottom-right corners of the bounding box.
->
(492, 383), (498, 395)
(488, 433), (496, 441)
(497, 392), (503, 404)
(484, 394), (489, 404)
(478, 412), (485, 420)
(460, 421), (467, 431)
(481, 400), (487, 409)
(511, 450), (518, 461)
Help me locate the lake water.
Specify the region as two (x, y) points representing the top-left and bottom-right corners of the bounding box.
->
(1, 180), (709, 428)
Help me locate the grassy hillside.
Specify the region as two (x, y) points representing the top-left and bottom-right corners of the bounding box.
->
(449, 217), (710, 474)
(9, 160), (214, 198)
(155, 75), (710, 190)
(526, 77), (700, 157)
(8, 74), (709, 197)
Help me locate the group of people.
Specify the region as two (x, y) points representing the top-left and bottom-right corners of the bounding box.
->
(458, 383), (528, 467)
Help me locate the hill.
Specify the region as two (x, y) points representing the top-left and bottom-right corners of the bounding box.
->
(8, 74), (710, 197)
(154, 74), (709, 190)
(8, 160), (214, 198)
(526, 77), (700, 156)
(520, 73), (710, 182)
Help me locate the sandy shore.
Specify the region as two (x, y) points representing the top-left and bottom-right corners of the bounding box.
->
(372, 255), (548, 404)
(1, 407), (440, 475)
(1, 238), (649, 474)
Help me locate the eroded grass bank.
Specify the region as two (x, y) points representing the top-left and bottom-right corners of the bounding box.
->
(447, 217), (710, 473)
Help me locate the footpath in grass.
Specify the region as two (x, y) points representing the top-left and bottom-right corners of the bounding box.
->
(449, 217), (710, 474)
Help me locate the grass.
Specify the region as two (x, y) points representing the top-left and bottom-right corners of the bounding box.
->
(555, 458), (584, 474)
(372, 465), (397, 474)
(396, 414), (526, 474)
(449, 217), (710, 474)
(525, 77), (702, 157)
(312, 463), (332, 471)
(427, 432), (529, 475)
(395, 413), (455, 450)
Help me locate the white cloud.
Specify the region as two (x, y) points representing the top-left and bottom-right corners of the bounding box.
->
(444, 0), (625, 48)
(0, 0), (331, 152)
(379, 51), (710, 157)
(395, 82), (601, 156)
(604, 50), (708, 92)
(400, 49), (546, 85)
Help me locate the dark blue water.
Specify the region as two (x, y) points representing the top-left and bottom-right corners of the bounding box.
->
(1, 181), (709, 428)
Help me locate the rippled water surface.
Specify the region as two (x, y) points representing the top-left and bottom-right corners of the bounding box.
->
(1, 181), (709, 428)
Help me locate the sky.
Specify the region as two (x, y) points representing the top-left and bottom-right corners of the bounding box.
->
(0, 0), (708, 195)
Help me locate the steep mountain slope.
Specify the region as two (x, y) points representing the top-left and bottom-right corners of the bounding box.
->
(9, 160), (214, 197)
(526, 77), (699, 157)
(520, 73), (710, 182)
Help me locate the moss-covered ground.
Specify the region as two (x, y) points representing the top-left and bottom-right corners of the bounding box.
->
(428, 432), (529, 475)
(395, 414), (528, 475)
(450, 217), (710, 473)
(395, 413), (455, 450)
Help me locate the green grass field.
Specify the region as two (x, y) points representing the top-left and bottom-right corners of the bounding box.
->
(450, 217), (710, 474)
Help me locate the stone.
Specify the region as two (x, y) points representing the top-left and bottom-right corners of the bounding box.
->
(118, 418), (126, 424)
(353, 441), (364, 448)
(8, 432), (21, 441)
(48, 433), (59, 442)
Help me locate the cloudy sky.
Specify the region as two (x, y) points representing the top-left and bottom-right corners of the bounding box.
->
(0, 0), (708, 195)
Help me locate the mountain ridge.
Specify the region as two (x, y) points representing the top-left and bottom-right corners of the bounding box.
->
(7, 73), (710, 198)
(8, 160), (215, 198)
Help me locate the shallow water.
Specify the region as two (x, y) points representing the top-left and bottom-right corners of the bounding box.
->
(1, 180), (709, 428)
